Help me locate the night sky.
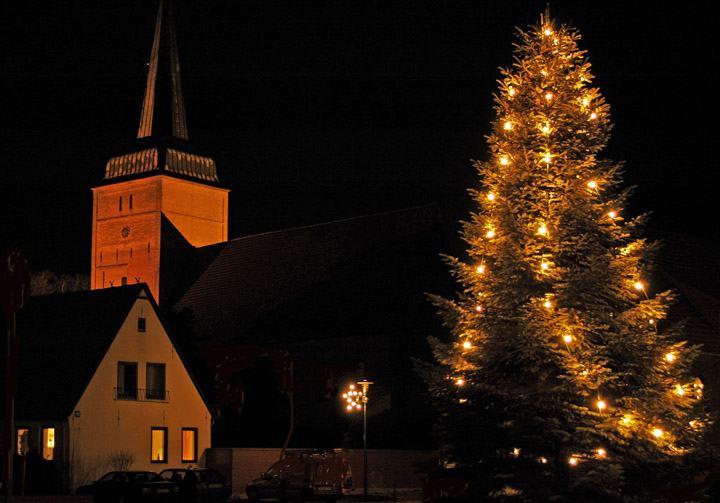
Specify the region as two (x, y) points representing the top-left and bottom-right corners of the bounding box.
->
(1, 0), (717, 275)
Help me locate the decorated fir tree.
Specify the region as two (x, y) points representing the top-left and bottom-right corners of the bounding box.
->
(418, 11), (715, 501)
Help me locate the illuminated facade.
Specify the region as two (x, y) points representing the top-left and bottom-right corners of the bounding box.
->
(8, 285), (212, 491)
(90, 0), (228, 305)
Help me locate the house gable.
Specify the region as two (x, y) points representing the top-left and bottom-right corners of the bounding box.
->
(7, 284), (211, 487)
(70, 288), (211, 473)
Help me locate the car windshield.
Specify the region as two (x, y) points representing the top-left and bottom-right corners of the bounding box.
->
(265, 467), (280, 478)
(97, 473), (117, 483)
(137, 472), (164, 482)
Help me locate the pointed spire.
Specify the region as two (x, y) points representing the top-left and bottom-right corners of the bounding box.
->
(104, 0), (219, 183)
(137, 0), (188, 141)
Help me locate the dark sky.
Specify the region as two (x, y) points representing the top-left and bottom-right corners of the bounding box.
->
(1, 0), (718, 274)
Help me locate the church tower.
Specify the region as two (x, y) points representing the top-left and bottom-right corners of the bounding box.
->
(91, 0), (229, 305)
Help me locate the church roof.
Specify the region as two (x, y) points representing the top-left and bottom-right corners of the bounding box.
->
(173, 204), (446, 344)
(652, 231), (720, 356)
(105, 147), (218, 183)
(103, 0), (219, 184)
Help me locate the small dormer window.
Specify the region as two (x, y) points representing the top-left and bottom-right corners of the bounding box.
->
(138, 317), (146, 332)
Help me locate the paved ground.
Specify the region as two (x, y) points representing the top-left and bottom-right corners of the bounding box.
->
(231, 489), (424, 502)
(343, 489), (423, 501)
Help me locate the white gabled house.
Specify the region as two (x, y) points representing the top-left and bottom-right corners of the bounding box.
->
(3, 284), (211, 493)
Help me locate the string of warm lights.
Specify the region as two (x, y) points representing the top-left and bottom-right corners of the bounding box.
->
(446, 15), (707, 473)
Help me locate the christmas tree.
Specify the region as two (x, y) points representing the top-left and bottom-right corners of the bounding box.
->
(418, 11), (715, 501)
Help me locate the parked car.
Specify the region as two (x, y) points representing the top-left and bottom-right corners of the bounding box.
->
(158, 468), (231, 503)
(419, 458), (469, 503)
(246, 449), (352, 503)
(75, 470), (178, 503)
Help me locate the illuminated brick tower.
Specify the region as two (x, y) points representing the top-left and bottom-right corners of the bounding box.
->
(91, 0), (229, 304)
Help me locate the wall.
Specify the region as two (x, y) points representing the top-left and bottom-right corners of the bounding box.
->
(91, 174), (229, 302)
(206, 448), (437, 497)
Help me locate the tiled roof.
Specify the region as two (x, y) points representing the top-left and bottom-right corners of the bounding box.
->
(173, 205), (446, 344)
(652, 231), (720, 355)
(6, 285), (147, 420)
(104, 147), (218, 183)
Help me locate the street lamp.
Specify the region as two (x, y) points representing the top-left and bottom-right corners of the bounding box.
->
(342, 379), (373, 501)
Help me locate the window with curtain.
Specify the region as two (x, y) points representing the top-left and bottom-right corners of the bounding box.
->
(151, 427), (167, 463)
(42, 427), (55, 460)
(146, 363), (166, 399)
(117, 362), (138, 399)
(181, 428), (197, 462)
(16, 429), (29, 456)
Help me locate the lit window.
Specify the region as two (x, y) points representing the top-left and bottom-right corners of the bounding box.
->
(17, 429), (29, 456)
(182, 428), (198, 463)
(138, 317), (146, 332)
(146, 363), (166, 400)
(151, 427), (168, 463)
(42, 427), (55, 460)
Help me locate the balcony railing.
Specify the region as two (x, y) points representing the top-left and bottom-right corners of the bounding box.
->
(114, 387), (169, 403)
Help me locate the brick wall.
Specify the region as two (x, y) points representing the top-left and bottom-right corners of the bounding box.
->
(205, 448), (437, 496)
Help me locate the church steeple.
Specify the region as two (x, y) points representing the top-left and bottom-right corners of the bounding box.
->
(91, 0), (229, 304)
(138, 0), (188, 141)
(102, 0), (219, 183)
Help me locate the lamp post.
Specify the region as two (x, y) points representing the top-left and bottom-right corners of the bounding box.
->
(342, 379), (373, 501)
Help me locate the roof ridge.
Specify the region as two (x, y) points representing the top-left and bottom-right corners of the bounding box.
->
(226, 204), (439, 243)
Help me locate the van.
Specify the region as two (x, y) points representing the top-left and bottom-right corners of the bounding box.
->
(246, 449), (352, 503)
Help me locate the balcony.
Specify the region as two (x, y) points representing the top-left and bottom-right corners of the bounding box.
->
(114, 387), (169, 403)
